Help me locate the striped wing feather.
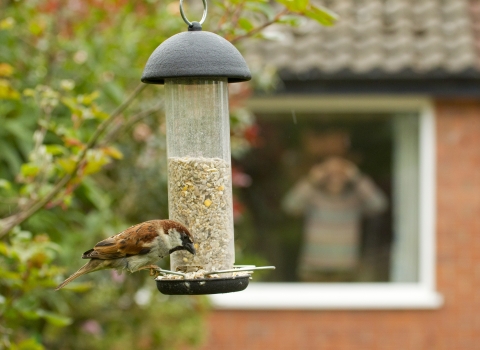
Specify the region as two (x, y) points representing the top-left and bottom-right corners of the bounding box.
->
(82, 221), (160, 260)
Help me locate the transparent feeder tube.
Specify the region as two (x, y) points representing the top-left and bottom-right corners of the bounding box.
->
(165, 78), (234, 273)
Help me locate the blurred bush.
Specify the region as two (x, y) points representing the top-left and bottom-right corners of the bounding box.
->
(0, 0), (335, 348)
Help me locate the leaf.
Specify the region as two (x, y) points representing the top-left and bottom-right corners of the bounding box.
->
(57, 157), (76, 174)
(277, 14), (303, 26)
(0, 79), (20, 100)
(1, 141), (23, 171)
(0, 63), (14, 77)
(102, 82), (124, 105)
(5, 119), (32, 145)
(20, 183), (35, 196)
(23, 88), (36, 97)
(275, 0), (338, 25)
(80, 91), (100, 105)
(238, 18), (254, 32)
(60, 79), (75, 91)
(20, 310), (41, 320)
(276, 0), (307, 12)
(60, 97), (79, 113)
(45, 145), (66, 156)
(102, 146), (123, 160)
(0, 17), (15, 30)
(245, 2), (276, 20)
(0, 178), (11, 189)
(0, 269), (22, 281)
(28, 20), (45, 36)
(0, 241), (9, 255)
(63, 137), (84, 148)
(12, 338), (45, 350)
(303, 4), (338, 26)
(81, 177), (111, 210)
(83, 153), (110, 175)
(293, 0), (309, 11)
(20, 163), (40, 177)
(36, 309), (73, 327)
(91, 104), (109, 120)
(61, 282), (93, 292)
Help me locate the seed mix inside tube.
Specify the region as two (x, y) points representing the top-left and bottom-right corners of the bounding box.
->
(167, 156), (235, 276)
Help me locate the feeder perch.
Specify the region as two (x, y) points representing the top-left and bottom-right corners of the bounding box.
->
(141, 0), (274, 294)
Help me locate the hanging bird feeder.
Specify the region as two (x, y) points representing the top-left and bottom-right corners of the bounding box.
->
(141, 0), (274, 295)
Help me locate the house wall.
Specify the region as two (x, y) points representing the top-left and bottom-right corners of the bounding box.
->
(200, 99), (480, 350)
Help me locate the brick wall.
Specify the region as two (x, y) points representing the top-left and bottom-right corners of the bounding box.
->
(200, 100), (480, 350)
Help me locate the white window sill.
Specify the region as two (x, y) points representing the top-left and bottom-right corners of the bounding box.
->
(209, 283), (444, 310)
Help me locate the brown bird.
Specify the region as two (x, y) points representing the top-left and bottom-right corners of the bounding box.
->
(55, 219), (195, 290)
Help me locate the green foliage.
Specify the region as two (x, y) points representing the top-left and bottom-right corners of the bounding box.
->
(0, 0), (336, 348)
(0, 229), (68, 349)
(276, 0), (337, 25)
(0, 2), (210, 348)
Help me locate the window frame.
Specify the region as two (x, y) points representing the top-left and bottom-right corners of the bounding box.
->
(210, 95), (443, 310)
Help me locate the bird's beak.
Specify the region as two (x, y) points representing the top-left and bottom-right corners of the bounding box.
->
(184, 242), (196, 255)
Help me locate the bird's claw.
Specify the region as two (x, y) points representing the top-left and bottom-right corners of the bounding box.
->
(150, 268), (161, 278)
(138, 265), (161, 278)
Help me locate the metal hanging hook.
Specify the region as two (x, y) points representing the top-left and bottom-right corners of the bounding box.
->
(179, 0), (208, 26)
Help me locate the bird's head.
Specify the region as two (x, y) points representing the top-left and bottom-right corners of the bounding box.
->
(163, 220), (196, 255)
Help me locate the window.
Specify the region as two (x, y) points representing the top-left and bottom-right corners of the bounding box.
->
(211, 96), (443, 309)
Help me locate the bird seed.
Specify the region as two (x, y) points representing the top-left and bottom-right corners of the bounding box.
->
(156, 269), (250, 280)
(168, 156), (234, 275)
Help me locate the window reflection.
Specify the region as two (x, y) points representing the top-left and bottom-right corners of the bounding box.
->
(282, 156), (387, 282)
(234, 113), (419, 283)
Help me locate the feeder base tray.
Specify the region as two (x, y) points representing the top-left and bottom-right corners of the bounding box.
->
(156, 276), (250, 295)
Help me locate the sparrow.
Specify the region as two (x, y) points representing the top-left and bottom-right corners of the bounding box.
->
(55, 219), (195, 290)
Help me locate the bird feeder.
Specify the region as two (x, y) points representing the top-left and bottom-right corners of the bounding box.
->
(141, 0), (273, 294)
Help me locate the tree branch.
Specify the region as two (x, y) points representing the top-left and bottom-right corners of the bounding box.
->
(229, 9), (289, 44)
(228, 0), (247, 34)
(0, 83), (147, 238)
(0, 6), (292, 238)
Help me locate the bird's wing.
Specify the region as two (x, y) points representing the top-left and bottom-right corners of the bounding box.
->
(82, 221), (160, 260)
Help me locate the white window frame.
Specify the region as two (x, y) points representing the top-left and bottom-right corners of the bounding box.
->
(211, 95), (443, 310)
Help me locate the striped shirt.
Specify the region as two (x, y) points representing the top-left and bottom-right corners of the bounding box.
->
(282, 176), (387, 273)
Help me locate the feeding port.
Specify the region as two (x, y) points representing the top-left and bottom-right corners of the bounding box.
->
(155, 266), (275, 295)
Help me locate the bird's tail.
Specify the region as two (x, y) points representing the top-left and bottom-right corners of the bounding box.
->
(55, 259), (106, 290)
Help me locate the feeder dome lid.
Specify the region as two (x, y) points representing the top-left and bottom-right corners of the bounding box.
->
(141, 24), (251, 84)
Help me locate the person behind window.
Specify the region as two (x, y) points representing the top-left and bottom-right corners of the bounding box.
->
(282, 157), (388, 282)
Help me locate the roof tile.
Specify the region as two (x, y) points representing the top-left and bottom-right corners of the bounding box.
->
(246, 0), (480, 77)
